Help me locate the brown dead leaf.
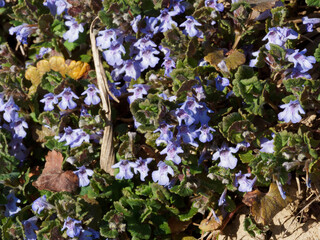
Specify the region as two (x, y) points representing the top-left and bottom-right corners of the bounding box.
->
(32, 150), (78, 193)
(168, 217), (191, 234)
(243, 183), (292, 225)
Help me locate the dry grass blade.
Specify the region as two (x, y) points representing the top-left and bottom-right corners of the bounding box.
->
(90, 17), (119, 175)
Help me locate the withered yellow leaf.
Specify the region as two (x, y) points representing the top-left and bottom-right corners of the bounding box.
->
(243, 183), (292, 225)
(36, 60), (51, 76)
(66, 60), (90, 80)
(25, 66), (41, 85)
(225, 50), (246, 70)
(49, 56), (67, 77)
(199, 216), (222, 233)
(204, 50), (224, 67)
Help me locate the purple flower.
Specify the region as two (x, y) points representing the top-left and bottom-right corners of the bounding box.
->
(160, 141), (184, 165)
(276, 180), (286, 200)
(218, 188), (227, 206)
(40, 93), (58, 111)
(133, 157), (153, 181)
(194, 103), (212, 125)
(118, 60), (141, 82)
(193, 85), (206, 101)
(169, 0), (185, 16)
(3, 97), (19, 122)
(32, 195), (51, 214)
(22, 216), (38, 240)
(235, 171), (257, 192)
(278, 100), (305, 123)
(205, 0), (224, 12)
(263, 27), (298, 50)
(56, 87), (79, 110)
(249, 50), (260, 68)
(0, 0), (5, 7)
(162, 57), (176, 77)
(131, 15), (141, 33)
(175, 108), (195, 126)
(63, 17), (84, 43)
(154, 122), (174, 146)
(9, 23), (37, 44)
(96, 28), (119, 49)
(284, 68), (311, 80)
(196, 124), (215, 143)
(102, 41), (126, 67)
(180, 96), (202, 115)
(136, 46), (160, 71)
(177, 125), (199, 147)
(180, 16), (202, 38)
(80, 106), (91, 117)
(10, 116), (28, 138)
(286, 48), (316, 73)
(152, 161), (174, 186)
(302, 16), (320, 32)
(43, 0), (71, 15)
(73, 166), (94, 187)
(260, 135), (275, 153)
(217, 60), (229, 72)
(4, 191), (21, 217)
(81, 84), (100, 105)
(141, 16), (159, 35)
(61, 217), (82, 238)
(0, 92), (5, 111)
(36, 47), (52, 59)
(158, 92), (177, 102)
(58, 126), (78, 145)
(111, 160), (136, 180)
(127, 84), (150, 104)
(9, 138), (28, 162)
(70, 129), (90, 148)
(212, 142), (238, 169)
(134, 36), (157, 51)
(157, 9), (177, 33)
(215, 76), (229, 91)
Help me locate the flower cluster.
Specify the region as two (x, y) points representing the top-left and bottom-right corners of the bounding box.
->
(61, 217), (99, 239)
(112, 158), (153, 181)
(40, 84), (100, 111)
(0, 94), (28, 162)
(9, 24), (37, 44)
(250, 27), (313, 123)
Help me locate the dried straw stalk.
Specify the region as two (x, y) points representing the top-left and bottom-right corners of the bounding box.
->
(90, 17), (119, 175)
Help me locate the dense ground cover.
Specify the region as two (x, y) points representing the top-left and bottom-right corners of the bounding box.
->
(1, 0), (320, 239)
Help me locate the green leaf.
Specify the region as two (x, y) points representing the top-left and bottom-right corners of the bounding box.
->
(64, 40), (79, 52)
(270, 7), (287, 27)
(178, 202), (198, 221)
(227, 120), (257, 144)
(41, 71), (63, 92)
(150, 215), (171, 235)
(306, 0), (320, 7)
(314, 43), (320, 62)
(127, 221), (151, 239)
(219, 112), (242, 139)
(233, 66), (266, 115)
(239, 150), (255, 164)
(269, 44), (286, 60)
(38, 14), (54, 35)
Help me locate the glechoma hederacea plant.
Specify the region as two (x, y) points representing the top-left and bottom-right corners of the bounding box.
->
(1, 0), (320, 238)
